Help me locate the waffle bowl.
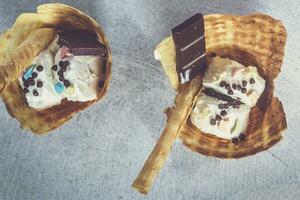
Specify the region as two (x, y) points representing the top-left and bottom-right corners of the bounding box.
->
(0, 3), (112, 134)
(155, 13), (287, 158)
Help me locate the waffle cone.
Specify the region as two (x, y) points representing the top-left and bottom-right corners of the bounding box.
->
(0, 3), (112, 134)
(155, 13), (287, 158)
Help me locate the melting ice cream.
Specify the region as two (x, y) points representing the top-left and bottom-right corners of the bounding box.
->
(191, 56), (265, 140)
(19, 33), (106, 110)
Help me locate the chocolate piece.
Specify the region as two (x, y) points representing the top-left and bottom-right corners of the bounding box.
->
(60, 66), (67, 72)
(24, 80), (29, 88)
(250, 78), (255, 84)
(33, 90), (39, 96)
(23, 88), (29, 94)
(241, 88), (247, 94)
(219, 81), (226, 87)
(203, 88), (235, 102)
(242, 80), (247, 87)
(232, 83), (237, 90)
(59, 61), (64, 67)
(225, 84), (231, 90)
(59, 76), (65, 82)
(228, 90), (234, 95)
(98, 80), (104, 88)
(232, 138), (239, 144)
(37, 81), (43, 88)
(28, 78), (35, 86)
(58, 30), (106, 56)
(215, 115), (221, 121)
(36, 65), (43, 72)
(64, 61), (70, 67)
(239, 133), (246, 141)
(233, 104), (240, 109)
(210, 119), (216, 125)
(224, 103), (229, 109)
(220, 110), (227, 116)
(57, 71), (64, 76)
(237, 85), (242, 91)
(218, 104), (224, 109)
(51, 65), (58, 71)
(172, 13), (206, 84)
(63, 80), (70, 87)
(32, 72), (38, 79)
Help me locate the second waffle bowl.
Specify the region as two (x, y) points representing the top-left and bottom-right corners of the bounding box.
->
(156, 13), (287, 158)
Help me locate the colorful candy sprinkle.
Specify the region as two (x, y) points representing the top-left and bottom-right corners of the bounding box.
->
(60, 46), (72, 59)
(23, 64), (36, 80)
(65, 85), (75, 96)
(54, 82), (65, 94)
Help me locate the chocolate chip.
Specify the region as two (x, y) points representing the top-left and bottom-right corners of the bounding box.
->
(232, 138), (239, 144)
(237, 85), (242, 90)
(61, 66), (67, 72)
(228, 100), (234, 106)
(233, 104), (240, 109)
(228, 90), (234, 95)
(36, 65), (43, 72)
(210, 119), (216, 125)
(63, 61), (70, 67)
(59, 61), (64, 67)
(37, 80), (43, 88)
(242, 80), (247, 87)
(239, 133), (246, 141)
(33, 90), (39, 96)
(210, 91), (216, 96)
(98, 80), (104, 88)
(224, 103), (229, 109)
(28, 78), (35, 86)
(63, 80), (71, 87)
(215, 115), (221, 121)
(57, 71), (64, 76)
(32, 72), (38, 79)
(232, 83), (237, 90)
(24, 80), (29, 88)
(241, 88), (247, 94)
(219, 81), (226, 87)
(225, 84), (231, 90)
(51, 65), (58, 71)
(59, 75), (65, 82)
(250, 78), (255, 84)
(218, 104), (224, 109)
(23, 88), (29, 94)
(220, 110), (227, 116)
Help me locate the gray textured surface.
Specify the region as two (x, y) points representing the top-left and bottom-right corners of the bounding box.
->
(0, 0), (299, 199)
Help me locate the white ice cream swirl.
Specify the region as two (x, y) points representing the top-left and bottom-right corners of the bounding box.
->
(19, 35), (103, 110)
(191, 56), (266, 140)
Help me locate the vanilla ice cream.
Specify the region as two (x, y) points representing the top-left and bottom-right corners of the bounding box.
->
(191, 56), (266, 140)
(19, 35), (103, 110)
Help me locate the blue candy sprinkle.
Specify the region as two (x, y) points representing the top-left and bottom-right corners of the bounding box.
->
(54, 82), (65, 94)
(23, 64), (36, 80)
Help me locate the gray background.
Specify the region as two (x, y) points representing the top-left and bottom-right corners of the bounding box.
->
(0, 0), (299, 199)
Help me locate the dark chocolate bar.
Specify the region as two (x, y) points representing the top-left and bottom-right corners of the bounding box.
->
(58, 30), (106, 56)
(172, 13), (207, 84)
